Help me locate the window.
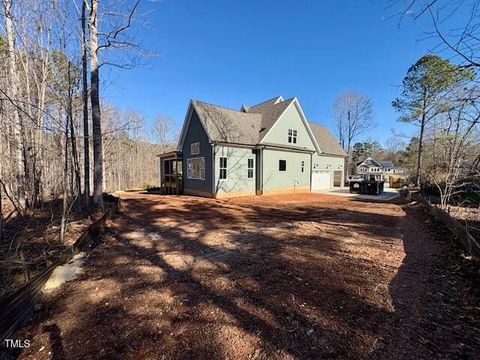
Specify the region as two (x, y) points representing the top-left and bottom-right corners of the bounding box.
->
(301, 160), (305, 173)
(187, 157), (205, 180)
(279, 160), (286, 171)
(247, 158), (254, 179)
(288, 129), (297, 144)
(191, 142), (200, 155)
(219, 157), (227, 180)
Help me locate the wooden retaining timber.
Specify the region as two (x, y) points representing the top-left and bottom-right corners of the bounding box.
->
(0, 196), (121, 343)
(414, 193), (480, 261)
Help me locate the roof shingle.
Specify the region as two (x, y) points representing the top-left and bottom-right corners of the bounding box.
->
(190, 97), (346, 158)
(192, 100), (262, 145)
(245, 97), (295, 141)
(309, 123), (347, 156)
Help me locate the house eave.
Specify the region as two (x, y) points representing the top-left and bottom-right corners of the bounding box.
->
(257, 143), (315, 154)
(211, 141), (256, 149)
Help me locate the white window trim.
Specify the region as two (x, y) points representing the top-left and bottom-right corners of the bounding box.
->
(187, 157), (205, 180)
(247, 158), (254, 179)
(288, 128), (298, 144)
(191, 142), (200, 155)
(219, 156), (228, 181)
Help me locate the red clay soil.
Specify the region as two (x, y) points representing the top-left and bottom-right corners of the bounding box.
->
(10, 192), (480, 359)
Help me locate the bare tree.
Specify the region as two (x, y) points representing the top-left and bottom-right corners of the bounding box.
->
(392, 0), (480, 69)
(81, 0), (91, 208)
(87, 0), (104, 209)
(384, 136), (406, 163)
(2, 0), (26, 212)
(153, 115), (177, 153)
(429, 85), (480, 207)
(0, 0), (158, 296)
(333, 91), (375, 174)
(86, 0), (142, 209)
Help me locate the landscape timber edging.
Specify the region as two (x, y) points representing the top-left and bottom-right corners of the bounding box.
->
(413, 192), (480, 261)
(0, 195), (121, 344)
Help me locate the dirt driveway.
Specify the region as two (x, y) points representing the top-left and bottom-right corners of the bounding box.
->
(16, 192), (480, 359)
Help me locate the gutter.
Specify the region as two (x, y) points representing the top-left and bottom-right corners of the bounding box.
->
(258, 144), (315, 154)
(211, 141), (256, 149)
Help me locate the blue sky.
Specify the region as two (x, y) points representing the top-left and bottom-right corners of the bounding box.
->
(104, 0), (439, 145)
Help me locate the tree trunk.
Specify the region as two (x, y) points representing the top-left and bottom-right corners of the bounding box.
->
(60, 121), (70, 243)
(3, 0), (26, 212)
(82, 0), (91, 208)
(346, 110), (352, 176)
(415, 88), (428, 187)
(415, 121), (425, 187)
(89, 0), (104, 209)
(67, 65), (82, 202)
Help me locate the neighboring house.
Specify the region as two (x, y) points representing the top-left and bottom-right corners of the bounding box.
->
(159, 96), (347, 198)
(356, 158), (404, 182)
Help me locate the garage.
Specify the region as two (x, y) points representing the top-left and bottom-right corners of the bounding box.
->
(311, 170), (331, 190)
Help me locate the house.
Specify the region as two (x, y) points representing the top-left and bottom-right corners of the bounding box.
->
(159, 96), (347, 198)
(356, 158), (404, 182)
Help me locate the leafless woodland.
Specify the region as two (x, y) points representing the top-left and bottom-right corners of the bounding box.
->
(0, 0), (174, 295)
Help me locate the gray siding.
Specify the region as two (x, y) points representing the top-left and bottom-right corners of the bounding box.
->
(182, 109), (213, 196)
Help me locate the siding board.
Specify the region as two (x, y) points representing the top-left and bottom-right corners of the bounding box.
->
(182, 109), (213, 195)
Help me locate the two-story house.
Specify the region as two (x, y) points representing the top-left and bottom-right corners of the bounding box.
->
(159, 96), (347, 198)
(356, 158), (404, 182)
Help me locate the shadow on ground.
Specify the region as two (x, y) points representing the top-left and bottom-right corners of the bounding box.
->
(13, 193), (480, 360)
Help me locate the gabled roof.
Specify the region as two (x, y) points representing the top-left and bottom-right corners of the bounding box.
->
(379, 160), (394, 168)
(309, 123), (347, 156)
(245, 97), (295, 141)
(192, 100), (262, 145)
(178, 97), (336, 157)
(359, 158), (383, 168)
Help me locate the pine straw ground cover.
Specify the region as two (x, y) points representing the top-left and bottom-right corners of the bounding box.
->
(9, 192), (480, 360)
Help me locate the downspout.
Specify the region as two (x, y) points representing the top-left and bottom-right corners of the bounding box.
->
(211, 143), (215, 197)
(310, 152), (313, 191)
(159, 158), (162, 189)
(257, 146), (264, 195)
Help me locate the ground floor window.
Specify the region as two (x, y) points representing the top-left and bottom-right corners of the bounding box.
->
(187, 157), (205, 180)
(247, 158), (254, 178)
(301, 160), (305, 173)
(279, 160), (286, 171)
(219, 157), (227, 179)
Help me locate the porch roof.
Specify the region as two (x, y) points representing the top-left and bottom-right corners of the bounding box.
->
(157, 150), (183, 159)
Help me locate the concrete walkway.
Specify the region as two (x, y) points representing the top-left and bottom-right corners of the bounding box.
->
(315, 186), (400, 201)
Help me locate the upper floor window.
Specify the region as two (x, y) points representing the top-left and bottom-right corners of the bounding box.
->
(219, 157), (227, 180)
(191, 142), (200, 155)
(288, 129), (297, 144)
(279, 160), (286, 171)
(247, 159), (254, 179)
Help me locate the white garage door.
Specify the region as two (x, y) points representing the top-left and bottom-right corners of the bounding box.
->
(311, 170), (331, 190)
